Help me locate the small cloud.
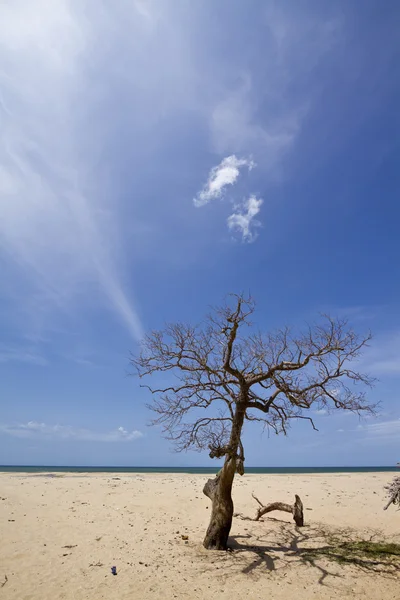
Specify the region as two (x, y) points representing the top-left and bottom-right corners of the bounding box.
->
(0, 421), (143, 442)
(314, 409), (327, 415)
(115, 426), (142, 441)
(193, 155), (255, 207)
(337, 428), (344, 433)
(227, 195), (263, 242)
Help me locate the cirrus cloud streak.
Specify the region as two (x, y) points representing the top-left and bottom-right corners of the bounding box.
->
(0, 421), (143, 443)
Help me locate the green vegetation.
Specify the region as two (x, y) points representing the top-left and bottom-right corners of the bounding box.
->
(303, 538), (400, 569)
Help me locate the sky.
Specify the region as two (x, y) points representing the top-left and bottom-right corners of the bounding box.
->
(0, 0), (399, 467)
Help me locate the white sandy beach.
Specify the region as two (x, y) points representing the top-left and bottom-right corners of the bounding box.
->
(1, 472), (399, 599)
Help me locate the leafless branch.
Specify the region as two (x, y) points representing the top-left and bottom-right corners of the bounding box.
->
(130, 295), (376, 458)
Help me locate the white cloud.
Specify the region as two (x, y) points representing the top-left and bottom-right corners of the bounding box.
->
(194, 156), (261, 241)
(0, 421), (143, 442)
(0, 1), (143, 341)
(314, 409), (328, 415)
(227, 195), (263, 243)
(193, 155), (255, 207)
(197, 8), (342, 242)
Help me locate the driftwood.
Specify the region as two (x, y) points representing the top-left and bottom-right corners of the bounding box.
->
(252, 493), (304, 526)
(384, 476), (400, 510)
(234, 493), (304, 526)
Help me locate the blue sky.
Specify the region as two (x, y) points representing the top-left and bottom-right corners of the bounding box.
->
(0, 0), (399, 467)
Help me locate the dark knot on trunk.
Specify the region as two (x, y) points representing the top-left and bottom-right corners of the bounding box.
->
(236, 458), (244, 476)
(208, 444), (230, 459)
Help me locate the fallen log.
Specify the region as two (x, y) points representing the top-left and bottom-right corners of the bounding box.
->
(253, 493), (304, 526)
(234, 493), (304, 526)
(252, 493), (304, 526)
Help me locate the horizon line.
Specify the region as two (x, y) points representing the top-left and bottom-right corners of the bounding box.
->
(0, 464), (398, 469)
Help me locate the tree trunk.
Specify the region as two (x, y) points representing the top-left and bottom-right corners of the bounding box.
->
(202, 399), (247, 550)
(203, 457), (236, 550)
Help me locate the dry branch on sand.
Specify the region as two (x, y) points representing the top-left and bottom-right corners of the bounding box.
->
(234, 493), (304, 526)
(384, 476), (400, 510)
(252, 493), (304, 526)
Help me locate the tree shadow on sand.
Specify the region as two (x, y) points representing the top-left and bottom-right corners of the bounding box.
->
(227, 520), (400, 585)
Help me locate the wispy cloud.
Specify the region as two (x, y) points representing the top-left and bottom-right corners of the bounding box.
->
(227, 195), (263, 243)
(356, 418), (400, 444)
(361, 331), (400, 376)
(0, 345), (47, 366)
(0, 2), (346, 341)
(193, 155), (255, 207)
(0, 421), (143, 442)
(0, 1), (143, 340)
(211, 75), (301, 165)
(210, 5), (341, 161)
(337, 417), (400, 446)
(318, 305), (377, 322)
(359, 419), (400, 437)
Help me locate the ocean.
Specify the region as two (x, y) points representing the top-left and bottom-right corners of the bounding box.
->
(0, 465), (398, 474)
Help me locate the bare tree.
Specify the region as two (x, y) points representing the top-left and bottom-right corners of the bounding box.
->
(131, 295), (375, 550)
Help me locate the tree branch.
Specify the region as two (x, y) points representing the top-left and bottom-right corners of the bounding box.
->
(130, 297), (376, 454)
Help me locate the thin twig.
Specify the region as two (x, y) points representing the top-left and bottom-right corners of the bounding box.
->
(251, 493), (264, 508)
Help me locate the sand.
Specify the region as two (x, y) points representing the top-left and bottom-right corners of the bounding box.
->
(1, 472), (399, 599)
